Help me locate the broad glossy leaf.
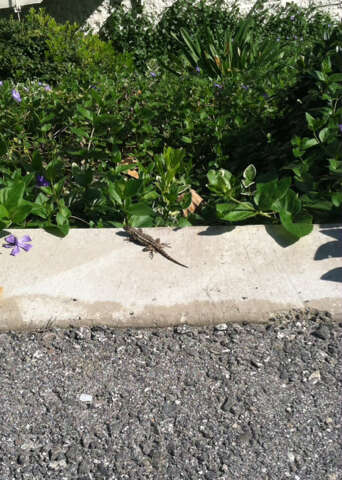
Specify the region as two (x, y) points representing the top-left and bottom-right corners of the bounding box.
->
(11, 202), (33, 224)
(273, 189), (301, 215)
(279, 211), (313, 238)
(127, 202), (154, 216)
(0, 204), (9, 218)
(0, 180), (25, 209)
(44, 222), (70, 237)
(254, 177), (291, 210)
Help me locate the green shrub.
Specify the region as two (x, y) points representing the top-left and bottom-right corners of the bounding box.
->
(99, 0), (242, 71)
(0, 8), (132, 84)
(0, 4), (340, 238)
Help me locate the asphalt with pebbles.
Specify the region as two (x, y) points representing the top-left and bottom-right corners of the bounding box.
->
(0, 308), (341, 480)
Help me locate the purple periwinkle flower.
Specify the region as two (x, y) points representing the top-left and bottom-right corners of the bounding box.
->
(242, 84), (249, 90)
(3, 235), (32, 256)
(214, 83), (223, 89)
(290, 15), (295, 21)
(12, 89), (21, 103)
(44, 85), (52, 92)
(36, 174), (50, 187)
(0, 81), (3, 86)
(150, 72), (157, 78)
(338, 124), (342, 133)
(195, 66), (201, 73)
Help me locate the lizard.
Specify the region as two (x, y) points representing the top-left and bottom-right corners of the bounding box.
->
(123, 225), (188, 268)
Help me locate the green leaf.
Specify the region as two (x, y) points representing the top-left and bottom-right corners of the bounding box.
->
(331, 192), (342, 207)
(107, 181), (123, 206)
(279, 211), (313, 238)
(0, 180), (25, 209)
(46, 158), (64, 179)
(127, 215), (154, 228)
(217, 202), (256, 221)
(44, 222), (70, 237)
(0, 138), (8, 156)
(254, 177), (291, 210)
(329, 73), (342, 83)
(273, 189), (301, 215)
(76, 105), (94, 123)
(303, 199), (332, 211)
(0, 204), (9, 218)
(207, 169), (233, 195)
(318, 127), (329, 143)
(11, 202), (33, 224)
(125, 179), (142, 198)
(70, 127), (89, 139)
(243, 164), (256, 182)
(41, 123), (52, 133)
(32, 151), (42, 171)
(181, 136), (192, 144)
(305, 112), (315, 129)
(56, 212), (68, 226)
(302, 138), (319, 149)
(126, 202), (154, 216)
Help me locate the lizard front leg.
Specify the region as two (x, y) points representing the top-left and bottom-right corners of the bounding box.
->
(154, 238), (171, 249)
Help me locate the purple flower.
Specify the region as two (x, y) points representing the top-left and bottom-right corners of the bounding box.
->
(44, 85), (52, 92)
(339, 124), (342, 133)
(150, 72), (157, 78)
(0, 81), (3, 87)
(242, 84), (249, 90)
(12, 89), (21, 102)
(195, 66), (201, 73)
(214, 83), (223, 89)
(290, 15), (295, 21)
(3, 235), (32, 256)
(36, 174), (50, 187)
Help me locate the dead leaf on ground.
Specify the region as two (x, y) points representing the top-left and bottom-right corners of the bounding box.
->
(179, 189), (204, 217)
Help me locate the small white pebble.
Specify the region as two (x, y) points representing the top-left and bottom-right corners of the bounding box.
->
(287, 451), (295, 463)
(79, 394), (93, 403)
(308, 370), (321, 383)
(214, 323), (228, 331)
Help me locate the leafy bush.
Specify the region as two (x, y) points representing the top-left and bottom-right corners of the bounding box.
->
(0, 5), (341, 239)
(99, 0), (241, 71)
(0, 8), (132, 84)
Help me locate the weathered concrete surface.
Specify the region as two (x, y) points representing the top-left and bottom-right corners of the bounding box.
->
(0, 224), (341, 331)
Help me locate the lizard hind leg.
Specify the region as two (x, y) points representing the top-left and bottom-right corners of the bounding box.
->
(143, 246), (154, 258)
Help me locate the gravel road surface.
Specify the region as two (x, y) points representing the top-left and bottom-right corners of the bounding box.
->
(0, 308), (341, 480)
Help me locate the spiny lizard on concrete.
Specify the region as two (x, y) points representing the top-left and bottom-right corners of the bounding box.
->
(123, 225), (188, 268)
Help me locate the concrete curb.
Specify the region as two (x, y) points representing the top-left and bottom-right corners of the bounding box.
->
(0, 224), (341, 332)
